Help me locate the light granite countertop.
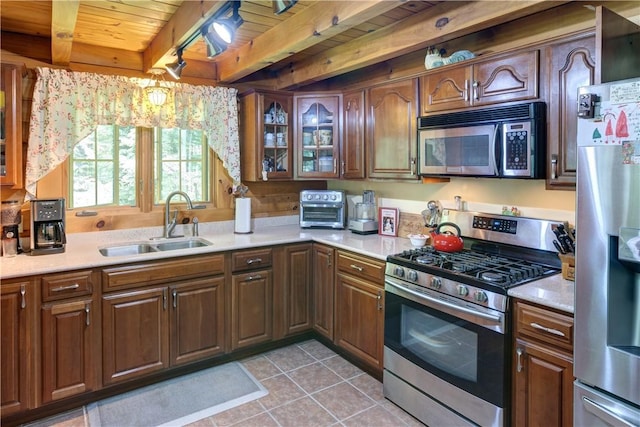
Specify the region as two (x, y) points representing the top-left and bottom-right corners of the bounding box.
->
(0, 216), (574, 313)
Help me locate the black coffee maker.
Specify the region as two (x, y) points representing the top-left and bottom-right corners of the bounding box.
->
(30, 198), (66, 255)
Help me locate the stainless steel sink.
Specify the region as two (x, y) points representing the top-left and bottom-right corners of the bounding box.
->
(99, 238), (212, 257)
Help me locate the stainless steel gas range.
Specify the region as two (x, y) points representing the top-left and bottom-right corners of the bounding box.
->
(383, 210), (562, 427)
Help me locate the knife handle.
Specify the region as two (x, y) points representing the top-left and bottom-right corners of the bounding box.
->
(553, 239), (566, 254)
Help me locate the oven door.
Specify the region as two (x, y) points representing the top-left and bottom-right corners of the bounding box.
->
(299, 203), (345, 229)
(384, 278), (508, 408)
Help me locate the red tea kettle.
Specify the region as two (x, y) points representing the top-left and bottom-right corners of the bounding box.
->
(430, 222), (464, 252)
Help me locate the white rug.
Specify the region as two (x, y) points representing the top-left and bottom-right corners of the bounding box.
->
(86, 362), (267, 427)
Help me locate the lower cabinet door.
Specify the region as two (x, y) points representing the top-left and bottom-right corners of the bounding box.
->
(41, 298), (97, 403)
(231, 269), (273, 350)
(334, 272), (384, 373)
(170, 277), (225, 365)
(513, 338), (574, 427)
(102, 287), (169, 385)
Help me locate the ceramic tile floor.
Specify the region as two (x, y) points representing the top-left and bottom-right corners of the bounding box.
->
(26, 340), (423, 427)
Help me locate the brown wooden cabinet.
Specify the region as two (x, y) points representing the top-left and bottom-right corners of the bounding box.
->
(342, 90), (366, 179)
(0, 62), (24, 189)
(312, 243), (335, 340)
(274, 243), (313, 339)
(0, 278), (37, 416)
(366, 79), (418, 180)
(230, 248), (273, 350)
(101, 255), (225, 385)
(334, 250), (385, 374)
(240, 90), (293, 181)
(40, 270), (99, 403)
(513, 300), (574, 427)
(295, 93), (342, 178)
(544, 33), (595, 190)
(420, 50), (539, 114)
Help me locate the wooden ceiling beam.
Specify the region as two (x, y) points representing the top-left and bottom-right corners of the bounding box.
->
(51, 0), (80, 66)
(215, 0), (403, 84)
(143, 1), (227, 74)
(274, 0), (570, 89)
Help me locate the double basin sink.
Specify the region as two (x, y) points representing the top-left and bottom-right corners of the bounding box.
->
(99, 237), (212, 257)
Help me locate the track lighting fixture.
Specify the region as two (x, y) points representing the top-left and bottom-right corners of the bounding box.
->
(165, 48), (186, 80)
(273, 0), (297, 15)
(211, 1), (243, 45)
(202, 26), (228, 58)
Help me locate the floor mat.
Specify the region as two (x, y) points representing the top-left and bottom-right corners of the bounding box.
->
(86, 362), (267, 426)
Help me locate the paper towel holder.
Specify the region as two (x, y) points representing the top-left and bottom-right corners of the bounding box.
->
(234, 185), (253, 234)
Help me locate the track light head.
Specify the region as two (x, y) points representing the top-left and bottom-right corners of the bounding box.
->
(165, 49), (186, 79)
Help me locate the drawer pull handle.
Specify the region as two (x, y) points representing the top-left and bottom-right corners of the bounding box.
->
(530, 322), (565, 337)
(247, 274), (262, 281)
(246, 258), (262, 265)
(516, 347), (524, 372)
(51, 283), (80, 292)
(350, 264), (364, 272)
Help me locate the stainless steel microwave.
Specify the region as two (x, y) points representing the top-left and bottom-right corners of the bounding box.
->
(417, 102), (546, 178)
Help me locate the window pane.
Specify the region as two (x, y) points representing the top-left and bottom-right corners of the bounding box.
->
(155, 128), (209, 204)
(69, 125), (137, 209)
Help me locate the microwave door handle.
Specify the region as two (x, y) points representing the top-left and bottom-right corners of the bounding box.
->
(491, 124), (500, 176)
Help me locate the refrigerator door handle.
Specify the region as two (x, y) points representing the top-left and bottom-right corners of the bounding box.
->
(582, 396), (638, 427)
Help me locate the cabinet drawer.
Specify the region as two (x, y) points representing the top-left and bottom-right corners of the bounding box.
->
(515, 301), (573, 352)
(232, 248), (272, 272)
(336, 251), (384, 284)
(42, 270), (94, 302)
(102, 254), (225, 292)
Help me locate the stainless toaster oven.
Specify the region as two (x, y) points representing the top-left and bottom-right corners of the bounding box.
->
(299, 190), (346, 229)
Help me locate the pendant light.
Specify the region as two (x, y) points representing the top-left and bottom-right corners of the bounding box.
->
(145, 69), (171, 106)
(165, 48), (186, 80)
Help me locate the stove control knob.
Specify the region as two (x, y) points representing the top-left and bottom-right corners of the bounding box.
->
(393, 267), (404, 278)
(474, 290), (488, 303)
(457, 285), (469, 297)
(430, 277), (442, 289)
(407, 270), (418, 282)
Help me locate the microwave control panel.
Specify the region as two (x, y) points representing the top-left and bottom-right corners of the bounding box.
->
(502, 121), (532, 176)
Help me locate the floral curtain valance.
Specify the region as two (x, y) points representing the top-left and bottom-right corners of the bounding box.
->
(25, 67), (240, 198)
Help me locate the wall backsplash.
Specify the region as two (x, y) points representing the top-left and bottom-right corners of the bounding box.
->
(329, 177), (576, 224)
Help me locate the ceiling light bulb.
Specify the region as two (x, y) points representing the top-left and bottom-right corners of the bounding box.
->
(212, 21), (233, 44)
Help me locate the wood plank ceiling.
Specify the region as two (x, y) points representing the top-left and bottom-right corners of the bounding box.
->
(0, 0), (571, 90)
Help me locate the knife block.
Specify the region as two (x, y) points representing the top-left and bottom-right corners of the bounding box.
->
(558, 253), (575, 281)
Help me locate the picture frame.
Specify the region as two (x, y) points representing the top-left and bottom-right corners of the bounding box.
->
(379, 207), (399, 237)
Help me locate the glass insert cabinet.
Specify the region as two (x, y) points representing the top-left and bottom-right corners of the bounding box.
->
(0, 62), (24, 189)
(295, 94), (341, 178)
(239, 90), (293, 181)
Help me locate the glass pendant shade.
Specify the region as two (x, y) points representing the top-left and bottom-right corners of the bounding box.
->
(145, 69), (171, 106)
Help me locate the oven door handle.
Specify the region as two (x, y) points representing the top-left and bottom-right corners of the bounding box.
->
(385, 279), (502, 324)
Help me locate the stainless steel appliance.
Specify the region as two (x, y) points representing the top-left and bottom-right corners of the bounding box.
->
(299, 190), (346, 229)
(384, 210), (561, 426)
(574, 77), (640, 425)
(418, 102), (546, 178)
(348, 190), (378, 234)
(30, 198), (66, 255)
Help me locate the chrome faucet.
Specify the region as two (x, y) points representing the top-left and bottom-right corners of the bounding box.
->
(164, 191), (194, 238)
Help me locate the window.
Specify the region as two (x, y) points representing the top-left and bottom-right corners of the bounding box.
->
(69, 125), (211, 210)
(69, 126), (136, 209)
(154, 128), (209, 204)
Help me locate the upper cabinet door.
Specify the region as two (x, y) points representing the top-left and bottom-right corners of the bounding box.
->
(342, 90), (366, 179)
(545, 33), (595, 190)
(295, 94), (341, 179)
(240, 90), (293, 182)
(596, 6), (640, 84)
(420, 50), (539, 114)
(367, 79), (418, 180)
(0, 63), (24, 189)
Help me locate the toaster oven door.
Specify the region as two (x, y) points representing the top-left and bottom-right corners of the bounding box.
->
(300, 203), (345, 229)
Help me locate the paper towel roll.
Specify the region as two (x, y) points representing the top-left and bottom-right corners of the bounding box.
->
(235, 198), (252, 233)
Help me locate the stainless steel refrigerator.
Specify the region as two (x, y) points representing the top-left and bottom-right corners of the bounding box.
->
(575, 77), (640, 425)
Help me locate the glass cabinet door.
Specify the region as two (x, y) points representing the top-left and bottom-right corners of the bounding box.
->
(296, 95), (341, 178)
(262, 96), (291, 180)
